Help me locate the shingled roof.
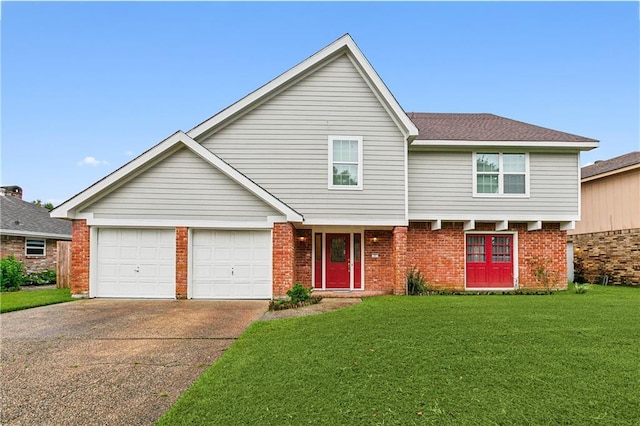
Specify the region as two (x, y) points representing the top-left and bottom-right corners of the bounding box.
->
(407, 113), (598, 142)
(581, 151), (640, 179)
(1, 195), (71, 238)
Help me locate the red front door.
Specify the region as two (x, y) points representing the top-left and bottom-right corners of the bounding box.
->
(326, 234), (350, 289)
(466, 234), (514, 288)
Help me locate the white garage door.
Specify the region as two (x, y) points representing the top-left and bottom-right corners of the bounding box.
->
(192, 230), (271, 299)
(96, 229), (175, 298)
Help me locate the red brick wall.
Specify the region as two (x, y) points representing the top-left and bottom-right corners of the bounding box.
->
(71, 219), (90, 297)
(364, 230), (394, 294)
(272, 222), (295, 297)
(0, 235), (62, 273)
(175, 227), (188, 299)
(407, 222), (567, 291)
(294, 229), (312, 288)
(392, 226), (408, 294)
(517, 223), (567, 290)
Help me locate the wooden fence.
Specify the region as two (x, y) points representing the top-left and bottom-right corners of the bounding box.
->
(56, 241), (71, 289)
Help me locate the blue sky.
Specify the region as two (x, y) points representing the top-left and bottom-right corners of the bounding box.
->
(2, 2), (638, 204)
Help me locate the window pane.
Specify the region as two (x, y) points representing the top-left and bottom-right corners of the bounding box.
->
(333, 165), (358, 186)
(477, 154), (499, 172)
(466, 236), (485, 262)
(333, 140), (358, 163)
(330, 237), (346, 262)
(26, 239), (45, 256)
(492, 236), (511, 262)
(354, 234), (361, 263)
(315, 234), (322, 262)
(504, 174), (525, 194)
(504, 154), (525, 172)
(477, 174), (498, 193)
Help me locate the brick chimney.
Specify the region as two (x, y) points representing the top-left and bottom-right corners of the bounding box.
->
(0, 185), (23, 200)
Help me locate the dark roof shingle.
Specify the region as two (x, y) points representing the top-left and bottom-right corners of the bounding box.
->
(1, 196), (71, 237)
(581, 151), (640, 179)
(407, 112), (598, 142)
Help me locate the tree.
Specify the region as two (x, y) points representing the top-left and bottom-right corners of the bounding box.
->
(31, 200), (55, 211)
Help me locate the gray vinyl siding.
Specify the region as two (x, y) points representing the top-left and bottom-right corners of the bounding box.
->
(81, 148), (280, 221)
(199, 53), (406, 221)
(408, 151), (580, 219)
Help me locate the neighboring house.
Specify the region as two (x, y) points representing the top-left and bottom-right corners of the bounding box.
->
(1, 186), (72, 273)
(568, 151), (640, 285)
(51, 35), (598, 299)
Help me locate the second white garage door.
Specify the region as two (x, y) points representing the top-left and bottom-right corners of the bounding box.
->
(191, 230), (272, 299)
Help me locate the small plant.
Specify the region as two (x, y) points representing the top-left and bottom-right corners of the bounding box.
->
(528, 256), (561, 293)
(1, 255), (26, 292)
(406, 266), (427, 295)
(286, 283), (312, 303)
(574, 283), (589, 294)
(25, 270), (57, 286)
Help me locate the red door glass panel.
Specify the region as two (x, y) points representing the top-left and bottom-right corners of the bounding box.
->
(466, 234), (513, 288)
(326, 234), (350, 289)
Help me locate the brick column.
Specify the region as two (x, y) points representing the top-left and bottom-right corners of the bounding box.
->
(272, 222), (295, 298)
(175, 227), (188, 299)
(71, 219), (90, 297)
(392, 226), (408, 295)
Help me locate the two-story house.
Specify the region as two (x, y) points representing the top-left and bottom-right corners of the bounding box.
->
(51, 35), (598, 299)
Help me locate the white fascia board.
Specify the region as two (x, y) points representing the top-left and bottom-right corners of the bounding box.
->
(411, 140), (599, 151)
(408, 214), (580, 222)
(187, 34), (418, 141)
(301, 218), (408, 227)
(0, 229), (71, 240)
(84, 218), (277, 229)
(52, 131), (302, 222)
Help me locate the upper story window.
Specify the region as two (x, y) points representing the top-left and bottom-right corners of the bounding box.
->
(328, 136), (363, 190)
(474, 153), (528, 196)
(25, 239), (46, 257)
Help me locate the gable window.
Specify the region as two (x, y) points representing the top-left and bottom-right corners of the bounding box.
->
(328, 136), (363, 190)
(474, 153), (528, 196)
(25, 239), (46, 257)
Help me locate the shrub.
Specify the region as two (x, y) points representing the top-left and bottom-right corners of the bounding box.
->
(1, 255), (26, 292)
(286, 283), (312, 303)
(406, 266), (427, 295)
(574, 283), (590, 294)
(528, 256), (561, 293)
(25, 270), (57, 285)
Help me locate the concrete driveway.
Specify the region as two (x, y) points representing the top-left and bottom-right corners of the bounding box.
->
(1, 299), (268, 425)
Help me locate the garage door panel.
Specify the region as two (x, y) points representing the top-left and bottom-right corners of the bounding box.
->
(192, 230), (271, 299)
(96, 229), (175, 298)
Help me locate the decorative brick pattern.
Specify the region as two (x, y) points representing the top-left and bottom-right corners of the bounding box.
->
(569, 228), (640, 286)
(392, 226), (408, 294)
(364, 230), (394, 294)
(0, 235), (62, 273)
(272, 222), (295, 297)
(71, 219), (90, 297)
(175, 227), (188, 299)
(294, 229), (312, 287)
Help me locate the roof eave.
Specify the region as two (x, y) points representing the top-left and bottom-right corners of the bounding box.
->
(410, 139), (599, 151)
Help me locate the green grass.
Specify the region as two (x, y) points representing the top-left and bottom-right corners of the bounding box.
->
(1, 288), (74, 313)
(158, 285), (640, 425)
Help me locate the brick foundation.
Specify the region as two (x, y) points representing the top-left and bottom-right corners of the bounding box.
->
(294, 229), (312, 288)
(569, 228), (640, 286)
(364, 230), (395, 294)
(272, 222), (295, 297)
(392, 226), (408, 294)
(71, 220), (90, 297)
(175, 227), (188, 299)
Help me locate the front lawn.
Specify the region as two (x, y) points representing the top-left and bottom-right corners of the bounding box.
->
(158, 285), (640, 425)
(0, 288), (74, 313)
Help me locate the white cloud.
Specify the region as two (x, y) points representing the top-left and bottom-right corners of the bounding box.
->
(124, 150), (135, 157)
(77, 156), (109, 167)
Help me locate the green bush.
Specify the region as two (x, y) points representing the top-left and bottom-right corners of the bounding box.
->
(286, 283), (312, 303)
(1, 255), (26, 292)
(25, 269), (57, 285)
(406, 266), (427, 295)
(574, 283), (590, 294)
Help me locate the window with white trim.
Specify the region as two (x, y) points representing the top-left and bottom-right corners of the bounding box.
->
(25, 239), (46, 257)
(474, 153), (528, 196)
(328, 136), (363, 190)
